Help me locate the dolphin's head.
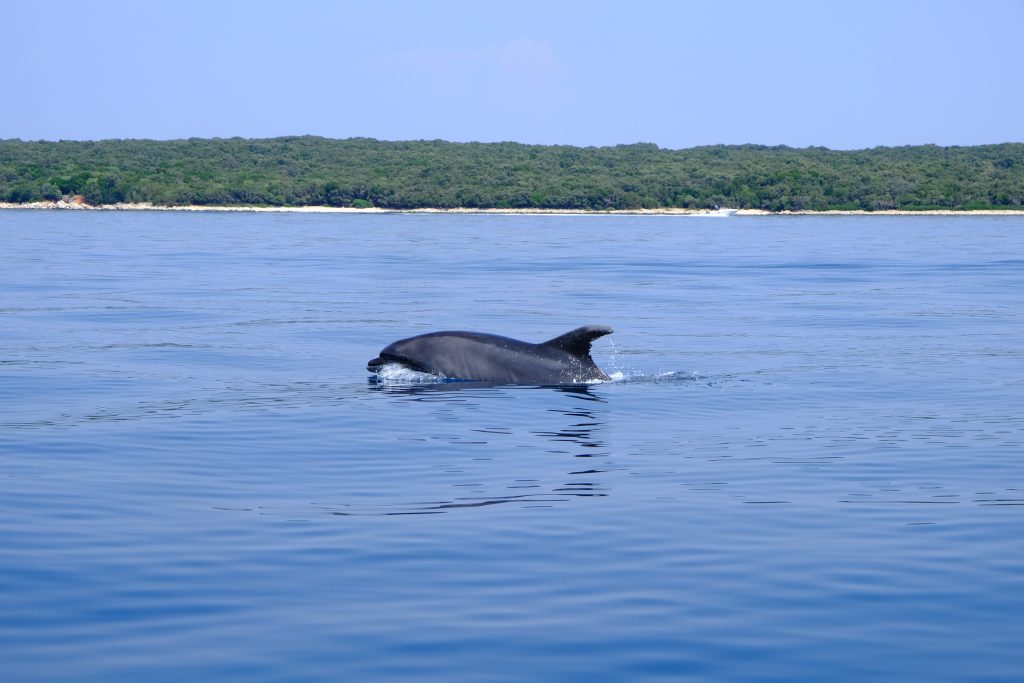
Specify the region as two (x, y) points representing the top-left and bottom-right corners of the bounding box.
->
(367, 352), (422, 374)
(367, 336), (436, 374)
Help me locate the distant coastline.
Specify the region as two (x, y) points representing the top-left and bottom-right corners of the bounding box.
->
(3, 200), (1023, 216)
(3, 138), (1023, 214)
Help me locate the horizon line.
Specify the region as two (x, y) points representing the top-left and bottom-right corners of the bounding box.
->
(3, 136), (1023, 153)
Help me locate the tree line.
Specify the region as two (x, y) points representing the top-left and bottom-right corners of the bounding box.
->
(1, 136), (1022, 211)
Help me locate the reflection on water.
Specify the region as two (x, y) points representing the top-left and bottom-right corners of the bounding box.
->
(323, 382), (615, 515)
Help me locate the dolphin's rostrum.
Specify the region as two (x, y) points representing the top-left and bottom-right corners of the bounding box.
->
(368, 325), (614, 384)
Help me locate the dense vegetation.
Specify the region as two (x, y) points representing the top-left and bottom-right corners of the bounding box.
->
(1, 137), (1022, 211)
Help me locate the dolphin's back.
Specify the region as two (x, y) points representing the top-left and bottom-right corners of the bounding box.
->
(368, 325), (613, 384)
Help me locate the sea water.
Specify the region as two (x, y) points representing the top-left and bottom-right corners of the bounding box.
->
(1, 210), (1022, 681)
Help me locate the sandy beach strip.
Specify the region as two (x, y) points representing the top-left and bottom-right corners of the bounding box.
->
(1, 201), (1023, 216)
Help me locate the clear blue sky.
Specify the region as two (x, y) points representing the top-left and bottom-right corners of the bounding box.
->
(5, 0), (1022, 149)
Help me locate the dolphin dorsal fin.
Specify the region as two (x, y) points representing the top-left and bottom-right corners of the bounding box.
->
(541, 325), (614, 358)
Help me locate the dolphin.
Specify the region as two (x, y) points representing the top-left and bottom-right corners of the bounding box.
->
(367, 325), (614, 384)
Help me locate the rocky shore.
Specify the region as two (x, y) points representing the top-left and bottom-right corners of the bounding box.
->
(2, 200), (1022, 216)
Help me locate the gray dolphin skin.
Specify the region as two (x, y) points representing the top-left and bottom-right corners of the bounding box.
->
(368, 325), (614, 384)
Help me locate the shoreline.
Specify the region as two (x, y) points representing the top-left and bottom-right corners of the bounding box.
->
(1, 200), (1023, 216)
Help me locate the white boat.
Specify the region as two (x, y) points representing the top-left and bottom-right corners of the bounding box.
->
(697, 207), (738, 217)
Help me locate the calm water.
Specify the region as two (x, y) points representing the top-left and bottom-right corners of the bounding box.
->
(1, 210), (1022, 681)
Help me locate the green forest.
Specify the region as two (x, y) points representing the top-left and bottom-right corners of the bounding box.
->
(1, 136), (1022, 211)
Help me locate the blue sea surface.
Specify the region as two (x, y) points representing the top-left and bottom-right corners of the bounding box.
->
(1, 210), (1022, 681)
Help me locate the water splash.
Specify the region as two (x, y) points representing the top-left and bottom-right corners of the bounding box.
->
(605, 369), (707, 384)
(369, 362), (448, 384)
(369, 361), (707, 388)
